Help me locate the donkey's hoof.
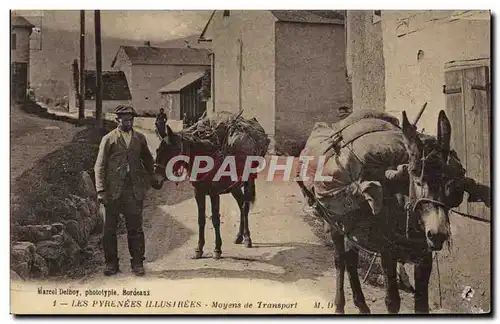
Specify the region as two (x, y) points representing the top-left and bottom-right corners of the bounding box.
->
(213, 251), (222, 260)
(234, 236), (244, 244)
(244, 240), (253, 248)
(359, 308), (371, 314)
(192, 250), (203, 259)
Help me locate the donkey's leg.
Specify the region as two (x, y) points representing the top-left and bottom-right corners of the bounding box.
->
(193, 191), (206, 259)
(209, 193), (222, 259)
(242, 180), (254, 248)
(331, 228), (346, 314)
(242, 202), (252, 248)
(231, 188), (245, 244)
(345, 249), (371, 314)
(414, 252), (433, 314)
(381, 251), (401, 314)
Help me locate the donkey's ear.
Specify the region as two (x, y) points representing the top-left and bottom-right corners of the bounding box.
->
(166, 124), (175, 139)
(401, 111), (420, 148)
(437, 110), (451, 153)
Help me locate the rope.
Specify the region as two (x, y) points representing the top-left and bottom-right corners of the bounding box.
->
(363, 253), (378, 283)
(434, 252), (443, 309)
(450, 209), (491, 224)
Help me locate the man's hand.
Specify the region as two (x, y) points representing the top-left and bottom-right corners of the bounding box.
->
(97, 191), (107, 204)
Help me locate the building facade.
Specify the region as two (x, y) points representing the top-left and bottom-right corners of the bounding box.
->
(345, 10), (386, 112)
(111, 45), (211, 114)
(11, 15), (34, 103)
(346, 10), (491, 313)
(200, 10), (351, 154)
(69, 69), (133, 114)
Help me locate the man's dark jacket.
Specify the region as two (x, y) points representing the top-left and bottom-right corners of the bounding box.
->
(94, 128), (154, 201)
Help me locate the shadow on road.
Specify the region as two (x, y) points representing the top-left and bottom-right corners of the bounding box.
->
(146, 180), (195, 207)
(143, 181), (195, 263)
(152, 241), (333, 284)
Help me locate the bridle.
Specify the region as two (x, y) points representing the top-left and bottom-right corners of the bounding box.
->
(404, 147), (451, 240)
(153, 135), (189, 180)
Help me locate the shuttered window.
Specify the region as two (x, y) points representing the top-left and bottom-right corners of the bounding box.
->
(444, 65), (491, 220)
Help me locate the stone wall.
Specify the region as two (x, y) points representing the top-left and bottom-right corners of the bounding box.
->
(11, 171), (102, 280)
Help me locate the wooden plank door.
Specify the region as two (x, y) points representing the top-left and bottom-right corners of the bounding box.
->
(444, 66), (491, 220)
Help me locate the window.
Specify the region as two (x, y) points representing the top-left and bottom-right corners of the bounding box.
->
(11, 33), (16, 50)
(223, 10), (230, 17)
(373, 10), (381, 24)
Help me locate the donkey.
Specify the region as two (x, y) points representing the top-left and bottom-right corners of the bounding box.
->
(309, 110), (459, 314)
(151, 125), (256, 260)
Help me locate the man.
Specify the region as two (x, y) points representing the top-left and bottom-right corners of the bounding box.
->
(94, 105), (154, 276)
(155, 108), (167, 138)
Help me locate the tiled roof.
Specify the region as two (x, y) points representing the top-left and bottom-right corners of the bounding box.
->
(158, 71), (206, 93)
(306, 10), (345, 20)
(270, 10), (344, 24)
(11, 15), (35, 29)
(112, 46), (212, 67)
(84, 70), (132, 101)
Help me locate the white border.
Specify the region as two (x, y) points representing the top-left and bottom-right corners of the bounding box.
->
(2, 2), (498, 323)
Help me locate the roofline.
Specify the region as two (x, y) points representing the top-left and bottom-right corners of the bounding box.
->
(111, 46), (125, 68)
(196, 10), (344, 42)
(158, 90), (181, 94)
(84, 68), (127, 73)
(85, 98), (133, 101)
(111, 46), (212, 67)
(11, 23), (35, 29)
(129, 63), (211, 67)
(11, 15), (35, 29)
(198, 10), (216, 43)
(274, 18), (344, 25)
(158, 71), (206, 93)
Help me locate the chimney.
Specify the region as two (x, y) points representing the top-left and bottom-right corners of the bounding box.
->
(144, 41), (151, 46)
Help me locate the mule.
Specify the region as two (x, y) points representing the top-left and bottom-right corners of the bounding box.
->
(302, 110), (459, 314)
(151, 125), (256, 260)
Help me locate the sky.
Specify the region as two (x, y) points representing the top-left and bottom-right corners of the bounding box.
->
(12, 10), (213, 41)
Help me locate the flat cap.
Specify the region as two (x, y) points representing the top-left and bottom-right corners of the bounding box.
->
(114, 105), (137, 116)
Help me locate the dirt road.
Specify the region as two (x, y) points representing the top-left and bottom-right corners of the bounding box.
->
(69, 129), (425, 315)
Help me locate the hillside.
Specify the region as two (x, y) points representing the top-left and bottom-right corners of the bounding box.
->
(29, 28), (210, 102)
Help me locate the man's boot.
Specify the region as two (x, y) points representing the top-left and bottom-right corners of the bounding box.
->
(103, 259), (120, 276)
(131, 258), (145, 277)
(128, 228), (146, 277)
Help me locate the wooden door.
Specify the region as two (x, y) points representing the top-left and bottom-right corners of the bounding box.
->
(444, 66), (491, 220)
(180, 82), (207, 125)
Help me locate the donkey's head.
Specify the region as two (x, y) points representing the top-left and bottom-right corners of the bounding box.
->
(400, 110), (453, 251)
(152, 125), (189, 189)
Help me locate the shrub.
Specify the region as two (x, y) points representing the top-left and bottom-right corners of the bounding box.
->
(11, 121), (117, 228)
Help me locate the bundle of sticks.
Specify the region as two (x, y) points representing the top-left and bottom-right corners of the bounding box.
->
(181, 110), (270, 158)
